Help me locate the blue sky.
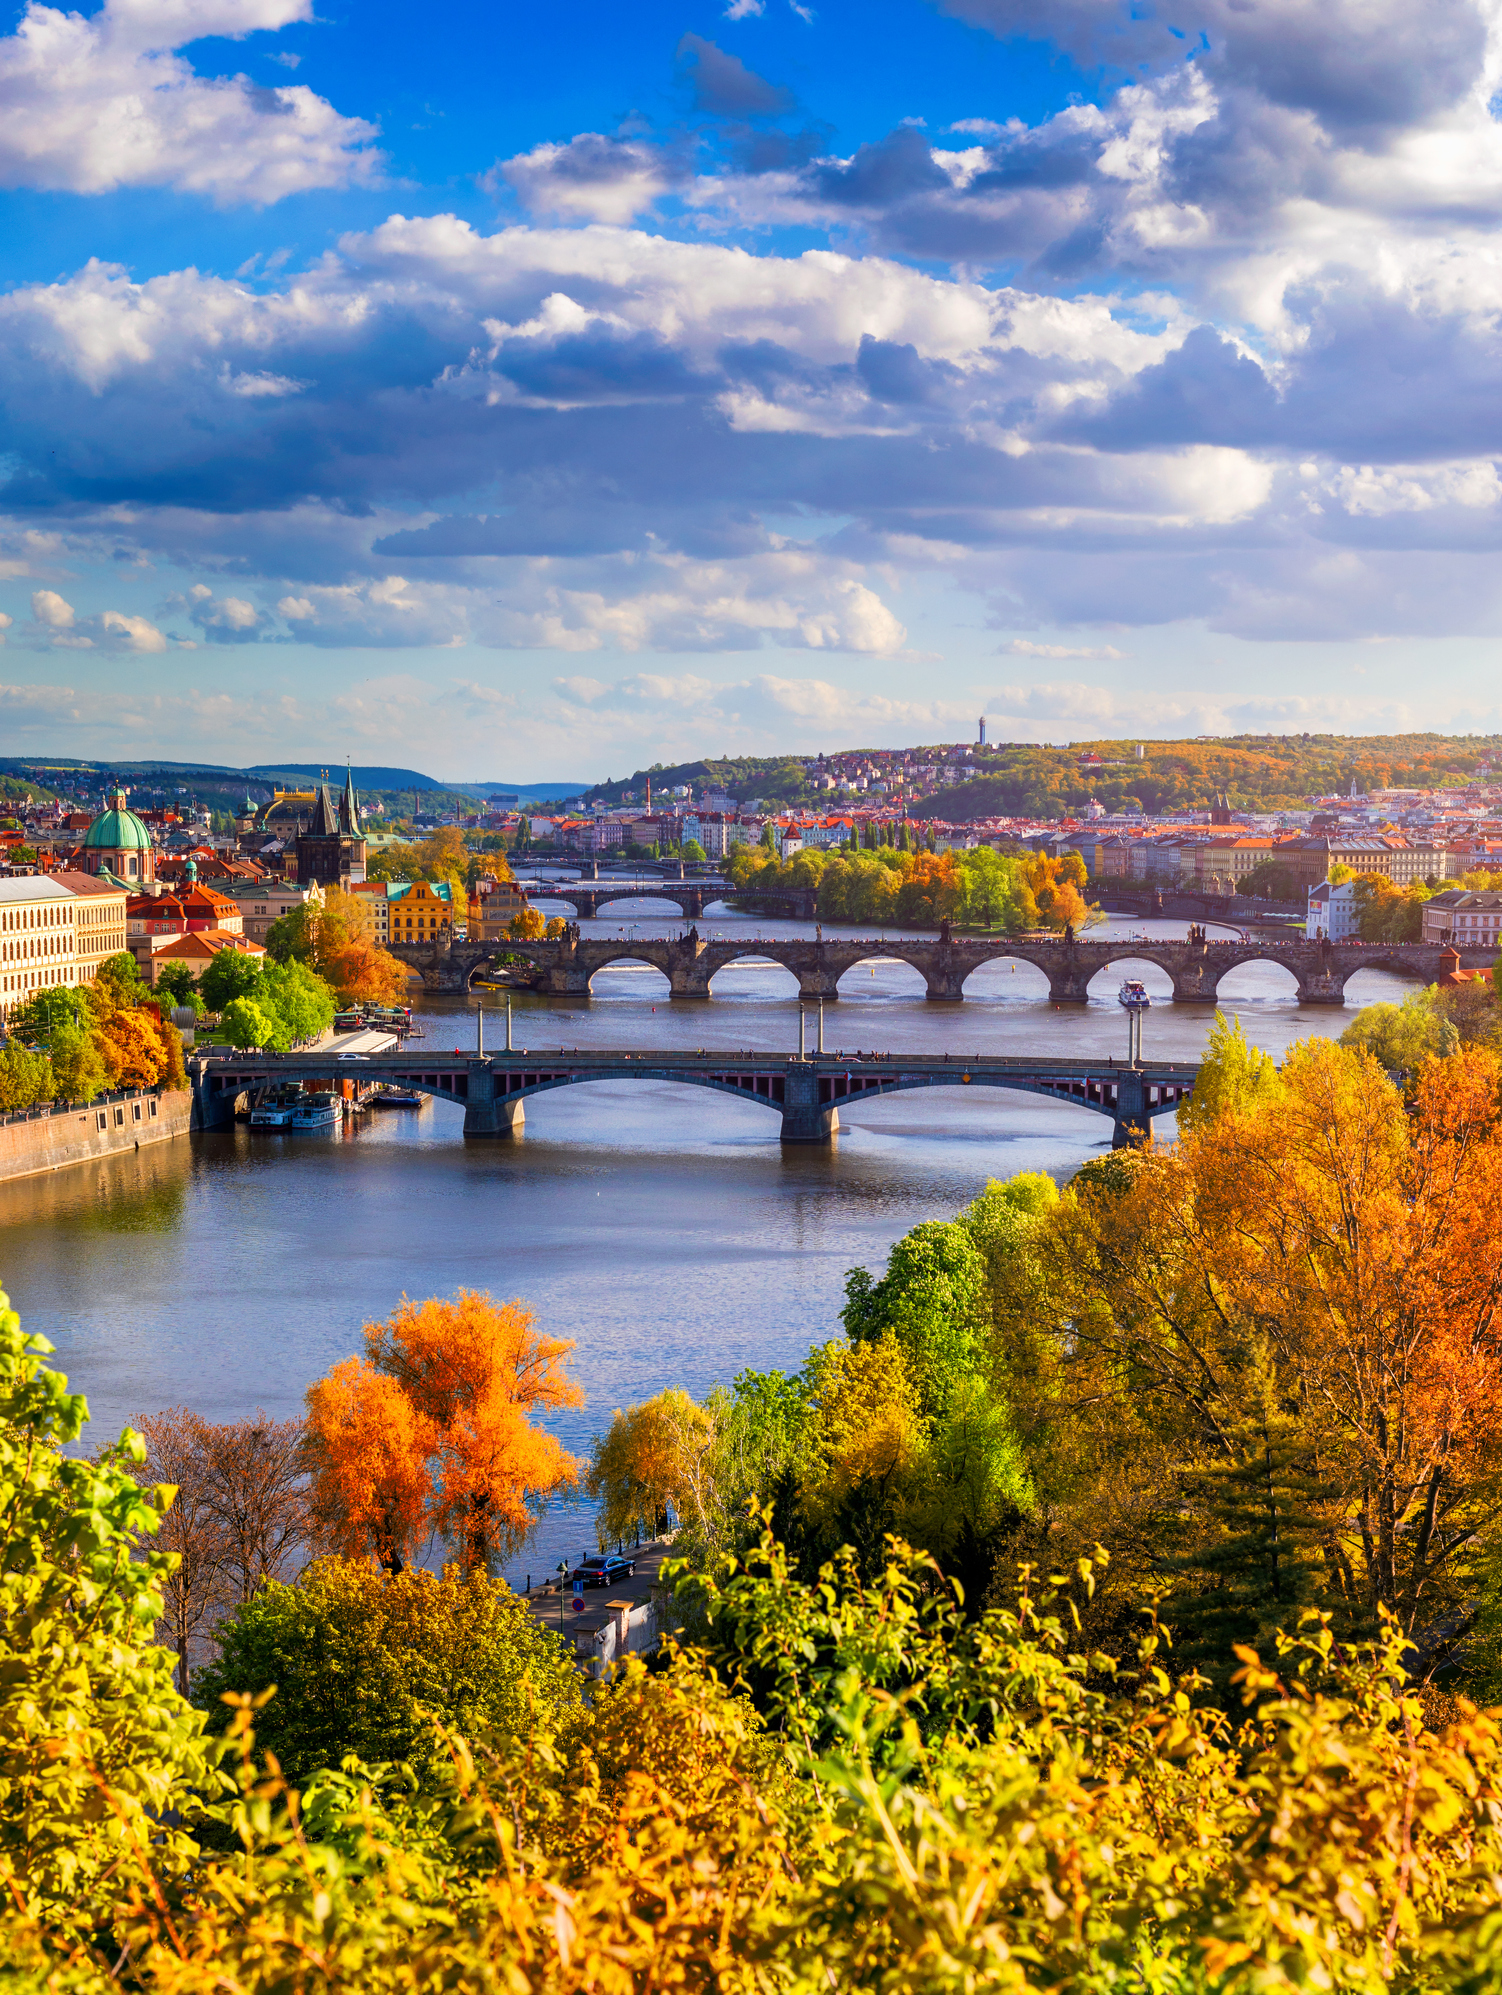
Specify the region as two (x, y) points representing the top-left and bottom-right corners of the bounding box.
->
(3, 0), (1502, 779)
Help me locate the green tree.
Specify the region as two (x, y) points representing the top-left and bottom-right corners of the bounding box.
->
(221, 996), (280, 1049)
(1177, 1009), (1283, 1132)
(200, 949), (266, 1014)
(8, 986), (85, 1044)
(154, 961), (204, 1014)
(1341, 988), (1457, 1074)
(0, 1038), (53, 1109)
(842, 1218), (989, 1416)
(95, 950), (145, 1000)
(48, 1022), (109, 1103)
(263, 905), (315, 964)
(0, 1287), (225, 1937)
(261, 959), (336, 1044)
(681, 838), (708, 861)
(194, 1556), (582, 1787)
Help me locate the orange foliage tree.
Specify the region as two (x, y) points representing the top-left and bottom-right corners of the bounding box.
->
(312, 884), (410, 1003)
(307, 1291), (582, 1573)
(1043, 1038), (1502, 1643)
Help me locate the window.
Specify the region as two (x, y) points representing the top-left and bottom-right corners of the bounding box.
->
(97, 1111), (107, 1130)
(114, 1107), (125, 1127)
(149, 1099), (158, 1118)
(133, 1102), (142, 1122)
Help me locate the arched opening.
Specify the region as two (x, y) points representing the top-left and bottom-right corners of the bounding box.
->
(1213, 957), (1301, 1005)
(501, 1075), (780, 1149)
(1341, 964), (1421, 1009)
(834, 955), (929, 999)
(706, 955), (800, 1001)
(960, 955), (1052, 1001)
(530, 895), (579, 919)
(585, 957), (672, 1001)
(591, 894), (689, 922)
(1084, 956), (1175, 1004)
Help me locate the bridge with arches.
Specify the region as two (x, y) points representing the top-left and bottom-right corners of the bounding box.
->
(390, 930), (1492, 1005)
(189, 1047), (1199, 1148)
(520, 879), (818, 921)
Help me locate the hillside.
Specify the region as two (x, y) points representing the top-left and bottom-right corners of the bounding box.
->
(586, 756), (811, 806)
(910, 734), (1502, 820)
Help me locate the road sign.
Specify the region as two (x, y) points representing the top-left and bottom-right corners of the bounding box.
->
(570, 1595), (584, 1612)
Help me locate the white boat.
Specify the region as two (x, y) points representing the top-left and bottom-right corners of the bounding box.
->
(250, 1085), (305, 1128)
(290, 1092), (341, 1130)
(1117, 979), (1151, 1010)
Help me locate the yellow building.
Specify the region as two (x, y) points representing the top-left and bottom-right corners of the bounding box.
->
(349, 879), (392, 942)
(0, 877), (81, 1016)
(388, 878), (455, 943)
(54, 872), (128, 987)
(468, 878), (527, 937)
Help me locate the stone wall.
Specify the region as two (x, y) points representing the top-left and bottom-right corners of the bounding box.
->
(0, 1087), (191, 1185)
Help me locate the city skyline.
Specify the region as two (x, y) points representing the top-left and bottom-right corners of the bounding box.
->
(4, 0), (1502, 773)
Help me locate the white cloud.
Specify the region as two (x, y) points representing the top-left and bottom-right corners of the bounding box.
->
(724, 0), (765, 16)
(1001, 639), (1127, 659)
(0, 611), (11, 646)
(0, 0), (379, 202)
(495, 136), (684, 224)
(31, 588), (75, 627)
(99, 609), (167, 652)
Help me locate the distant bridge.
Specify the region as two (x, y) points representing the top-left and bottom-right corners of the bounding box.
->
(520, 879), (818, 921)
(393, 931), (1493, 1005)
(188, 1048), (1199, 1148)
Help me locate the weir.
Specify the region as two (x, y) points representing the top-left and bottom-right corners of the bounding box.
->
(189, 1048), (1200, 1150)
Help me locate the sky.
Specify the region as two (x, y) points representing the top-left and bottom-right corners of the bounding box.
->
(5, 0), (1502, 780)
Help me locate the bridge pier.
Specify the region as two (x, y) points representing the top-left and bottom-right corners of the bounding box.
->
(1047, 978), (1092, 1005)
(798, 972), (842, 1001)
(780, 1067), (839, 1144)
(189, 1063), (241, 1131)
(1170, 981), (1219, 1005)
(1111, 1071), (1150, 1149)
(1297, 976), (1346, 1005)
(462, 1067), (526, 1138)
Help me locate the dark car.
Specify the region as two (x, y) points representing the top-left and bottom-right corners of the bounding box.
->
(569, 1554), (636, 1589)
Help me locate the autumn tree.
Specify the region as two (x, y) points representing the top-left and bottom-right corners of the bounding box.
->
(508, 904), (547, 940)
(197, 1413), (310, 1604)
(307, 1291), (582, 1574)
(132, 1409), (231, 1694)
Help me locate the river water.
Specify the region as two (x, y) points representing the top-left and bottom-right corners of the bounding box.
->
(0, 897), (1411, 1587)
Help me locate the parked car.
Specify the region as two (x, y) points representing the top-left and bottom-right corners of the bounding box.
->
(569, 1554), (636, 1589)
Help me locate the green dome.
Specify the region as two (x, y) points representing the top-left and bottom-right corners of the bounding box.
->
(83, 802), (151, 851)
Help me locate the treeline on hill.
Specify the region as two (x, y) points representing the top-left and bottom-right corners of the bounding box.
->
(0, 952), (186, 1109)
(17, 1010), (1502, 1987)
(914, 732), (1502, 821)
(586, 755), (814, 806)
(728, 840), (1092, 931)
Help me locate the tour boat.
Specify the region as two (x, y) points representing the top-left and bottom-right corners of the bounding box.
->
(289, 1092), (342, 1130)
(372, 1087), (423, 1108)
(250, 1085), (305, 1128)
(1117, 979), (1151, 1010)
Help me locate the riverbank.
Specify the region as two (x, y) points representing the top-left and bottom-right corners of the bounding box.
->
(0, 1085), (190, 1185)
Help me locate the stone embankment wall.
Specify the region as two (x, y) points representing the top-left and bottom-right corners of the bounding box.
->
(0, 1087), (191, 1185)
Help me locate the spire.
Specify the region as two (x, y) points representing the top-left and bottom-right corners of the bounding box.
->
(311, 781), (339, 837)
(340, 758), (363, 836)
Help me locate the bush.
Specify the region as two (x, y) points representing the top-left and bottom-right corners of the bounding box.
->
(195, 1556), (582, 1786)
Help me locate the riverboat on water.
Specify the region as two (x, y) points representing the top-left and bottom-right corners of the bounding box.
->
(289, 1092), (342, 1130)
(250, 1085), (307, 1128)
(371, 1088), (424, 1109)
(1117, 979), (1151, 1010)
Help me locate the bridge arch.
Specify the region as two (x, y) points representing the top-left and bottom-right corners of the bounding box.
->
(1082, 953), (1178, 1001)
(958, 954), (1052, 1000)
(704, 951), (801, 1000)
(584, 953), (672, 999)
(834, 951), (931, 997)
(1210, 954), (1302, 1002)
(589, 891), (694, 920)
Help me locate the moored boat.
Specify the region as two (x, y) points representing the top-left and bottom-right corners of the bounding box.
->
(289, 1092), (341, 1129)
(1117, 979), (1151, 1010)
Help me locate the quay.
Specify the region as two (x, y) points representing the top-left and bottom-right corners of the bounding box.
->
(189, 1044), (1200, 1148)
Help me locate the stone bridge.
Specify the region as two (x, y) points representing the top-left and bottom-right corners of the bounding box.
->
(190, 1049), (1199, 1148)
(393, 931), (1494, 1004)
(521, 880), (819, 921)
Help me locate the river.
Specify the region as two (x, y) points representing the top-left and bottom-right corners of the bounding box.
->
(0, 898), (1413, 1587)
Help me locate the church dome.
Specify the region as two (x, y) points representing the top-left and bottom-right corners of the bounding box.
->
(84, 793), (151, 851)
